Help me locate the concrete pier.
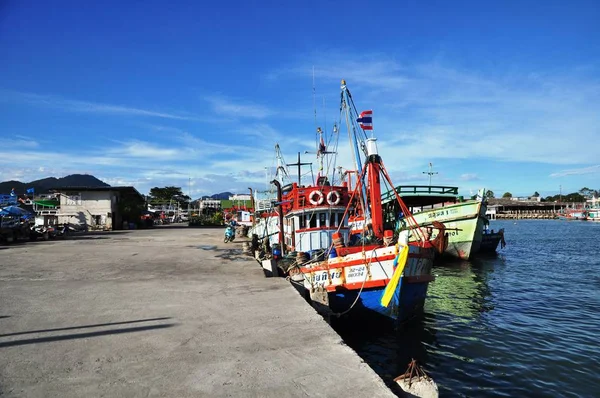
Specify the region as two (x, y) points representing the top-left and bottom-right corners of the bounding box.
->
(0, 227), (395, 397)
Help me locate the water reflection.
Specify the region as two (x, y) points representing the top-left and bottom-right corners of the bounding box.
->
(331, 313), (438, 384)
(333, 221), (600, 397)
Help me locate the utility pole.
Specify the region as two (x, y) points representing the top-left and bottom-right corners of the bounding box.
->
(188, 177), (191, 215)
(559, 185), (562, 203)
(423, 162), (438, 186)
(287, 152), (312, 185)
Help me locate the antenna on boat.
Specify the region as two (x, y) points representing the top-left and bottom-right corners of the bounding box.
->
(423, 162), (438, 186)
(287, 152), (312, 186)
(312, 66), (318, 137)
(274, 143), (290, 185)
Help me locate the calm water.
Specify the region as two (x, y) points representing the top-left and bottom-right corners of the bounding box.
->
(333, 220), (600, 397)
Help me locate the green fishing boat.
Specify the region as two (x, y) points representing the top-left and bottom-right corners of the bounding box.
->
(382, 186), (487, 260)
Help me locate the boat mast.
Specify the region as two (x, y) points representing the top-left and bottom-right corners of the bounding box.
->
(340, 80), (370, 221)
(423, 162), (438, 186)
(286, 152), (312, 185)
(365, 138), (384, 239)
(274, 144), (290, 185)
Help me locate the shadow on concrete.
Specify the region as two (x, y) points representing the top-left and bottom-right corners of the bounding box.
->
(65, 236), (111, 241)
(0, 316), (9, 319)
(83, 231), (132, 236)
(0, 323), (176, 348)
(156, 224), (206, 230)
(0, 317), (172, 338)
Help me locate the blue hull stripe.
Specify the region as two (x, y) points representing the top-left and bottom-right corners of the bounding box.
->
(328, 281), (430, 323)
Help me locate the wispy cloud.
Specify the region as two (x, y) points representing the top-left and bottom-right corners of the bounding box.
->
(1, 89), (197, 120)
(0, 135), (39, 148)
(550, 165), (600, 177)
(204, 95), (274, 119)
(267, 56), (411, 91)
(460, 173), (480, 181)
(109, 140), (182, 159)
(269, 54), (600, 167)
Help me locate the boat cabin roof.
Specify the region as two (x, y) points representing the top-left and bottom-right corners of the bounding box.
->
(382, 185), (460, 207)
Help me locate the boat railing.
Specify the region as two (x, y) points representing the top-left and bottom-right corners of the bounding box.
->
(382, 185), (459, 202)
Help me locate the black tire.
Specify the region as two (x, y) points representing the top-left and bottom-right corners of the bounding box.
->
(224, 236), (229, 243)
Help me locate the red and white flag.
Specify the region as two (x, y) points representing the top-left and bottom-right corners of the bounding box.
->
(357, 110), (373, 130)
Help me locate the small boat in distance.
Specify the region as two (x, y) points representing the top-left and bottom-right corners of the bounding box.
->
(558, 207), (588, 221)
(585, 197), (599, 222)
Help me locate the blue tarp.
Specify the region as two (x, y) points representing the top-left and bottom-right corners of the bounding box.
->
(0, 194), (18, 206)
(0, 205), (33, 218)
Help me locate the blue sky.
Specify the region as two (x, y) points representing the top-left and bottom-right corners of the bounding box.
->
(1, 0), (599, 198)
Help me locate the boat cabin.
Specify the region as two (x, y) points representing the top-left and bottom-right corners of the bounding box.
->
(280, 179), (351, 253)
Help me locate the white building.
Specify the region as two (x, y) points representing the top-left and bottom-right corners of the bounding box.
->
(229, 194), (251, 201)
(485, 205), (499, 220)
(55, 187), (144, 230)
(199, 199), (221, 210)
(510, 196), (541, 202)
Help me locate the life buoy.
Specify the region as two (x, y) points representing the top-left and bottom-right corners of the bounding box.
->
(327, 190), (341, 205)
(308, 190), (324, 205)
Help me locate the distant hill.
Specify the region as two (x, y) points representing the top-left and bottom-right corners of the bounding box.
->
(0, 174), (110, 195)
(210, 192), (233, 200)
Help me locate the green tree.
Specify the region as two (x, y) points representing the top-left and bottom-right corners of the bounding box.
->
(564, 192), (585, 202)
(502, 192), (512, 198)
(485, 190), (495, 199)
(532, 191), (540, 197)
(148, 186), (190, 205)
(579, 187), (593, 198)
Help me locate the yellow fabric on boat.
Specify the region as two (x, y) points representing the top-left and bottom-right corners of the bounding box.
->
(380, 245), (409, 308)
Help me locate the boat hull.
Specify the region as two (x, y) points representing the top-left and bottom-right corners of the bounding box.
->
(479, 230), (504, 253)
(248, 216), (279, 247)
(328, 279), (429, 323)
(399, 200), (486, 260)
(301, 244), (435, 323)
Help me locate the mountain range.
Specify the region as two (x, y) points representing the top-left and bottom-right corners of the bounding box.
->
(0, 174), (110, 195)
(1, 175), (244, 199)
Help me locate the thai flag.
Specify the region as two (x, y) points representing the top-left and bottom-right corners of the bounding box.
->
(356, 110), (373, 130)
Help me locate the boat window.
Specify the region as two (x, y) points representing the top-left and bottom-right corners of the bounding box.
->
(298, 215), (306, 229)
(309, 214), (317, 229)
(330, 212), (336, 227)
(319, 213), (327, 227)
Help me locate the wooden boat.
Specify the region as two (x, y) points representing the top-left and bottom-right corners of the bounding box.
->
(479, 227), (506, 253)
(294, 80), (446, 324)
(585, 197), (599, 222)
(558, 207), (588, 221)
(381, 185), (489, 260)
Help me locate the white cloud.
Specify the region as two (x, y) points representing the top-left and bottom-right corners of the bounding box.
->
(549, 165), (600, 177)
(4, 55), (599, 196)
(460, 173), (480, 181)
(110, 141), (182, 159)
(268, 54), (600, 168)
(204, 95), (274, 118)
(0, 135), (40, 148)
(0, 89), (196, 120)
